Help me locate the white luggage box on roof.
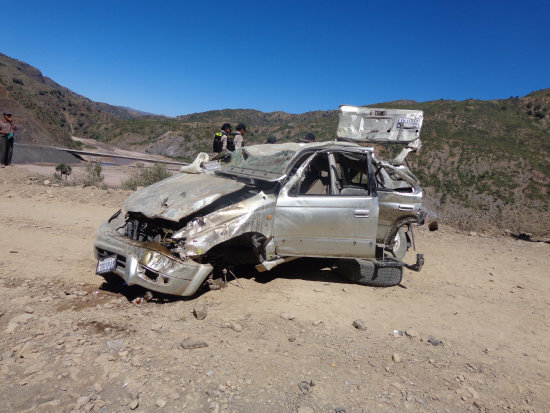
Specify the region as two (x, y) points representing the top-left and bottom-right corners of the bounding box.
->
(337, 105), (423, 144)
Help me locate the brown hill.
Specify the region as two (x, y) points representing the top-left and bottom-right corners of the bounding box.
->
(0, 53), (146, 147)
(1, 52), (549, 237)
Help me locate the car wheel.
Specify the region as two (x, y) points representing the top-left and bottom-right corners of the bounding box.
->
(336, 259), (403, 287)
(391, 228), (408, 260)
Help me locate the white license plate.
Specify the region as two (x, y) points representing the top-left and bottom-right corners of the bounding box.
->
(96, 255), (117, 274)
(398, 118), (420, 128)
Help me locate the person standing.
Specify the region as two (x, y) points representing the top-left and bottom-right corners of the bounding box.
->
(231, 123), (246, 151)
(213, 123), (231, 154)
(0, 112), (17, 168)
(304, 132), (315, 142)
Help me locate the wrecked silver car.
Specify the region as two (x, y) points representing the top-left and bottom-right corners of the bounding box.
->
(94, 106), (425, 296)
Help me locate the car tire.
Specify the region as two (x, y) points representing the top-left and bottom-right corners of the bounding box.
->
(391, 228), (408, 260)
(336, 259), (403, 287)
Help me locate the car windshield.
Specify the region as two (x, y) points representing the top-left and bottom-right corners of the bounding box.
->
(219, 146), (297, 180)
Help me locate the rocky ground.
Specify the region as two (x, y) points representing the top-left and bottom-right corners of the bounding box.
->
(0, 166), (549, 413)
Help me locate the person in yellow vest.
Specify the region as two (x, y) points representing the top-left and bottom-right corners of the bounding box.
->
(213, 123), (232, 154)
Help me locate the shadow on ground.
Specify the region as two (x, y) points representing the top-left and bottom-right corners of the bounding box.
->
(97, 258), (355, 304)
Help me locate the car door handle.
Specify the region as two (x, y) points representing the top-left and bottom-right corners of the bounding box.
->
(398, 205), (414, 211)
(354, 209), (370, 218)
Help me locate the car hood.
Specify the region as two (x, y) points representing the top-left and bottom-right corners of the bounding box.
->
(337, 105), (423, 144)
(123, 173), (246, 222)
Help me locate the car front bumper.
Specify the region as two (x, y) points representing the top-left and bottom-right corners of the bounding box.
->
(94, 222), (213, 297)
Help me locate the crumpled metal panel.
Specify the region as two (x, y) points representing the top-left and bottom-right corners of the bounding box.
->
(337, 106), (423, 144)
(94, 214), (213, 296)
(123, 173), (246, 222)
(179, 192), (276, 257)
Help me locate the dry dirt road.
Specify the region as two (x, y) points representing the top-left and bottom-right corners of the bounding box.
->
(0, 166), (549, 413)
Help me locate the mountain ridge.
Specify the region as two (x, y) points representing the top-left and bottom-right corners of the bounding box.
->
(1, 52), (548, 236)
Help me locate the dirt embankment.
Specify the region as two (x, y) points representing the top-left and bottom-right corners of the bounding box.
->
(0, 166), (549, 413)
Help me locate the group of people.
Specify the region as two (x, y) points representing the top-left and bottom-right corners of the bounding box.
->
(0, 112), (17, 168)
(212, 123), (247, 154)
(212, 122), (316, 153)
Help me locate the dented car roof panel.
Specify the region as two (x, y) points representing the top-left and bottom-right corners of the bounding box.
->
(123, 173), (246, 222)
(337, 105), (423, 144)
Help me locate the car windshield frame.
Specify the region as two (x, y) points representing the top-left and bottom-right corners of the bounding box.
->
(218, 146), (297, 182)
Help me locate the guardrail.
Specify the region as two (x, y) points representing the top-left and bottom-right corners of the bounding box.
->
(14, 143), (188, 166)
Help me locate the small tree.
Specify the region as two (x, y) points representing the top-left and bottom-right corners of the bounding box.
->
(55, 163), (72, 180)
(82, 162), (104, 187)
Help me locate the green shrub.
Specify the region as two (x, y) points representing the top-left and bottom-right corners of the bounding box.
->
(12, 77), (24, 85)
(55, 163), (72, 179)
(81, 162), (104, 187)
(121, 163), (172, 190)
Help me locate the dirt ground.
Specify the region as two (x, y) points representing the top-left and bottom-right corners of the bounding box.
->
(0, 165), (549, 413)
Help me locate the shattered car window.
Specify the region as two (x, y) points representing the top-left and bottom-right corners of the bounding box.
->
(220, 147), (296, 181)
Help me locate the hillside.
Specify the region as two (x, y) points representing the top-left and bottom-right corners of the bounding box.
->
(0, 53), (146, 147)
(96, 92), (550, 237)
(1, 53), (548, 237)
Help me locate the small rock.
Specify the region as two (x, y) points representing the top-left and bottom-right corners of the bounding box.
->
(298, 407), (314, 413)
(180, 340), (209, 349)
(155, 398), (166, 408)
(106, 339), (123, 350)
(129, 399), (139, 410)
(392, 353), (401, 363)
(231, 323), (243, 332)
(469, 231), (477, 237)
(428, 221), (438, 231)
(193, 303), (208, 320)
(280, 313), (296, 320)
(342, 288), (349, 292)
(43, 180), (51, 186)
(405, 329), (418, 338)
(312, 320), (323, 326)
(428, 337), (442, 346)
(352, 319), (367, 331)
(297, 381), (311, 395)
(24, 307), (34, 314)
(76, 395), (90, 410)
(288, 335), (296, 342)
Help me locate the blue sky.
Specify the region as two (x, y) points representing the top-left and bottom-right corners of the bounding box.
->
(3, 0), (549, 116)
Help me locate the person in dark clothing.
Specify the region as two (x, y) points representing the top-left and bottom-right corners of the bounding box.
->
(304, 132), (315, 142)
(0, 112), (17, 167)
(213, 123), (232, 154)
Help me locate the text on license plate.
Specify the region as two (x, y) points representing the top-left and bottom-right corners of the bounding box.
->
(96, 255), (117, 274)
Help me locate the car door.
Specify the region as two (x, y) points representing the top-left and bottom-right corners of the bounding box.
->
(273, 151), (378, 258)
